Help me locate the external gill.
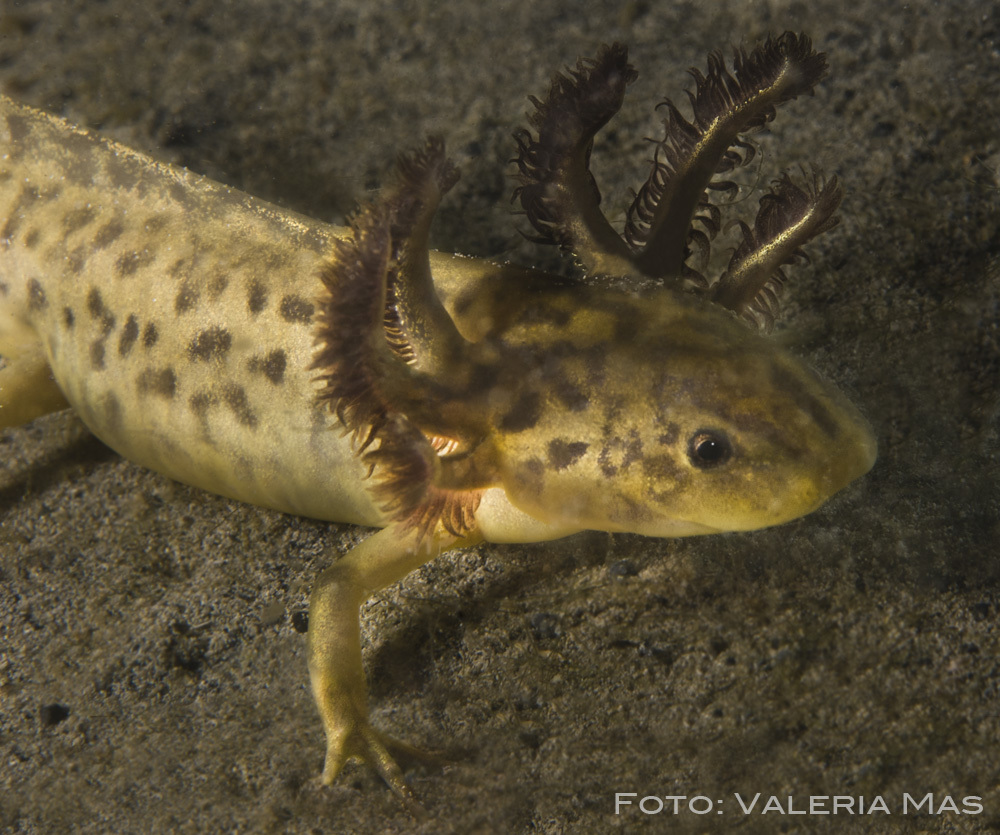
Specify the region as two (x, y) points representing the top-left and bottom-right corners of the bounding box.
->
(512, 43), (638, 276)
(512, 32), (840, 328)
(712, 171), (842, 330)
(311, 139), (492, 536)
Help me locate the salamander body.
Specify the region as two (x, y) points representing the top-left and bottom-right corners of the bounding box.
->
(0, 34), (876, 807)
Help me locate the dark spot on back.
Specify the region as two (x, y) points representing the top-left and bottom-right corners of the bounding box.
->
(189, 326), (232, 361)
(62, 206), (98, 233)
(24, 228), (40, 249)
(0, 280), (7, 296)
(15, 185), (40, 212)
(583, 346), (606, 387)
(598, 431), (643, 478)
(66, 245), (87, 274)
(167, 257), (189, 279)
(499, 391), (542, 433)
(656, 422), (680, 446)
(770, 363), (841, 440)
(175, 281), (199, 314)
(90, 340), (106, 370)
(222, 383), (257, 428)
(642, 453), (681, 482)
(115, 249), (154, 278)
(86, 288), (116, 334)
(189, 390), (225, 438)
(103, 393), (122, 433)
(551, 377), (589, 412)
(190, 390), (214, 422)
(247, 280), (267, 314)
(137, 367), (177, 399)
(547, 439), (589, 471)
(169, 180), (189, 204)
(536, 338), (576, 360)
(614, 315), (639, 344)
(257, 248), (293, 273)
(93, 219), (124, 250)
(208, 272), (229, 299)
(514, 457), (546, 494)
(27, 279), (46, 310)
(233, 454), (256, 485)
(63, 307), (75, 329)
(1, 215), (21, 244)
(248, 349), (287, 384)
(142, 323), (159, 348)
(144, 214), (169, 233)
(87, 288), (104, 317)
(115, 251), (141, 277)
(279, 294), (314, 324)
(460, 363), (492, 392)
(118, 315), (139, 356)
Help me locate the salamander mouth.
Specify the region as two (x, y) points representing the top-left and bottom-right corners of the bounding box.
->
(817, 418), (878, 498)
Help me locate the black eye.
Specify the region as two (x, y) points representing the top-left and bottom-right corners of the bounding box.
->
(687, 430), (732, 469)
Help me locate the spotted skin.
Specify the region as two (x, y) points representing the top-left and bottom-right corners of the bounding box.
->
(0, 96), (380, 523)
(0, 59), (875, 812)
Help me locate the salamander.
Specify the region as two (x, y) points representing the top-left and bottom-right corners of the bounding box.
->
(0, 33), (876, 808)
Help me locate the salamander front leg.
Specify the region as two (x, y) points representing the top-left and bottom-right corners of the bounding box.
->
(0, 344), (69, 428)
(307, 524), (481, 808)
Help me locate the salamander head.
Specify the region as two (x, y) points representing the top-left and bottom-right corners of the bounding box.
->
(485, 285), (876, 537)
(313, 35), (876, 540)
(477, 33), (876, 536)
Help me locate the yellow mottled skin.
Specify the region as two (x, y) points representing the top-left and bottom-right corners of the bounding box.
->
(0, 35), (876, 810)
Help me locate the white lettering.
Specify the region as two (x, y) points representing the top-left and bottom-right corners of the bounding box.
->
(937, 796), (960, 814)
(903, 793), (933, 813)
(833, 796), (856, 813)
(810, 796), (830, 814)
(868, 796), (891, 814)
(688, 796), (713, 815)
(762, 796), (786, 814)
(664, 796), (686, 814)
(639, 796), (664, 814)
(614, 793), (637, 814)
(964, 796), (984, 814)
(733, 793), (760, 814)
(787, 795), (806, 815)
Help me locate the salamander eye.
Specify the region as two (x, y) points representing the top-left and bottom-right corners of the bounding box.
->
(687, 430), (732, 468)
